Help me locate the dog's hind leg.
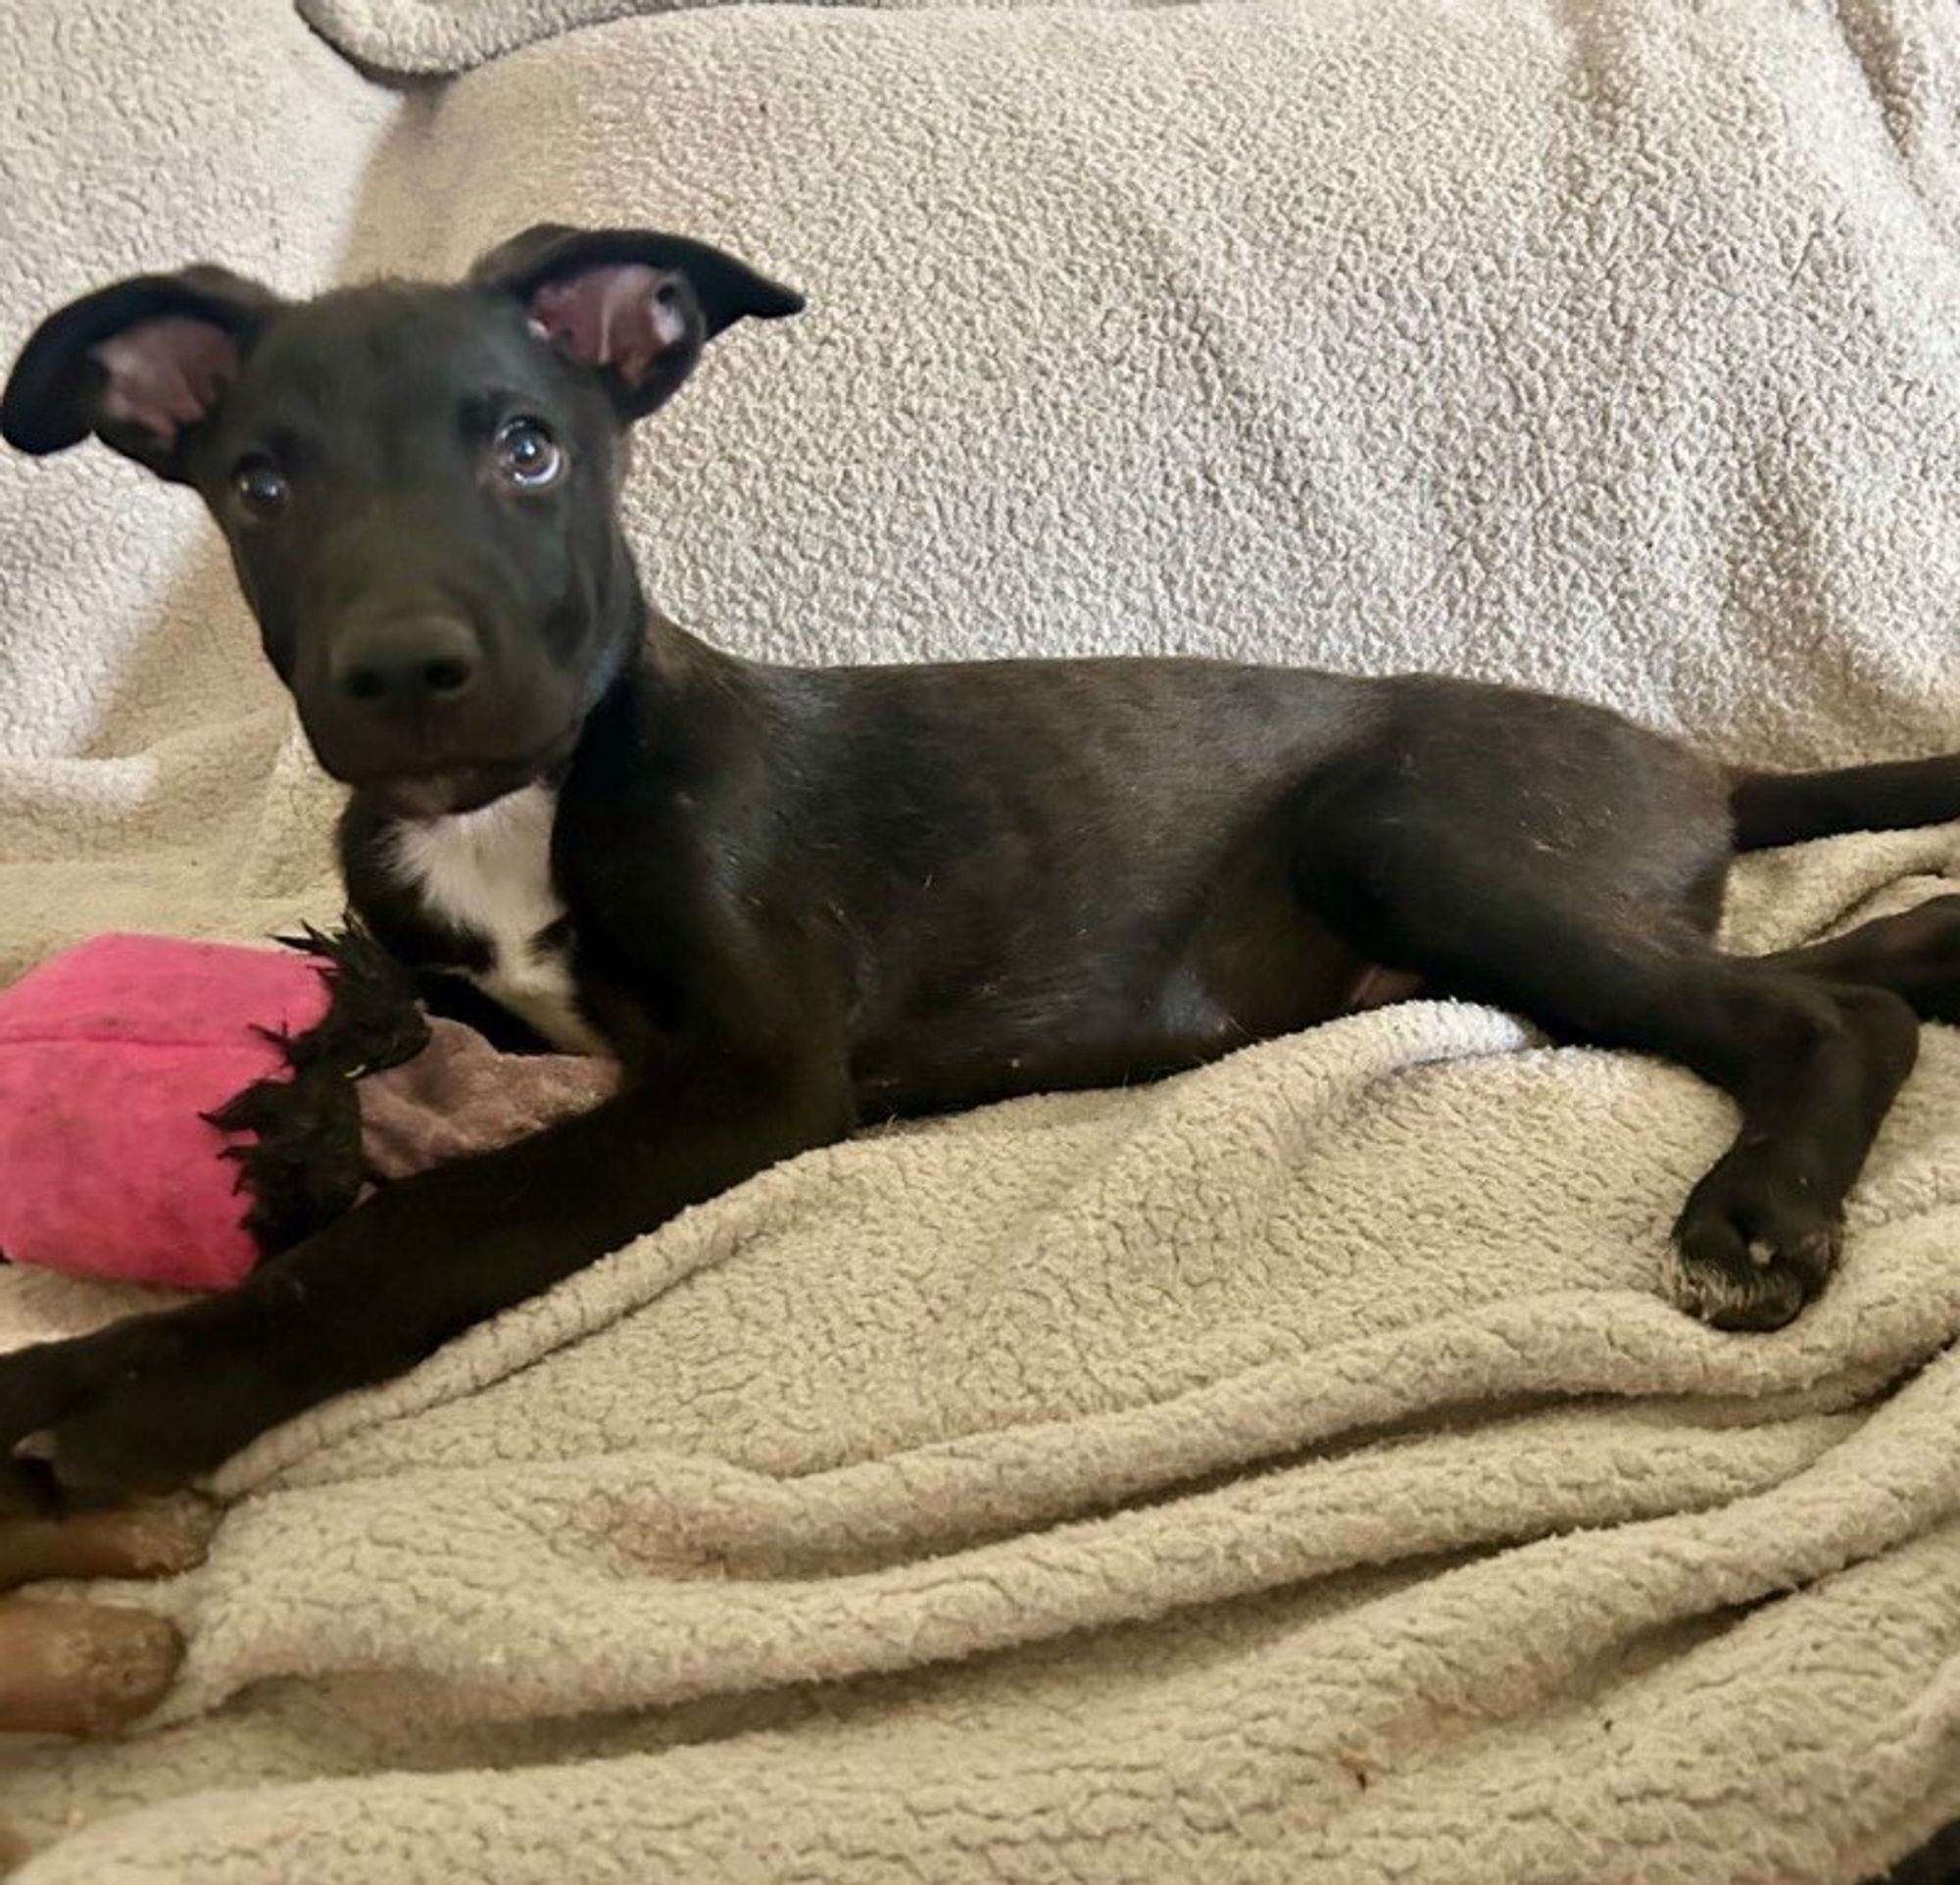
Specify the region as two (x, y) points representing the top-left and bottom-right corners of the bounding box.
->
(1753, 896), (1960, 1024)
(1291, 687), (1922, 1330)
(1363, 900), (1913, 1330)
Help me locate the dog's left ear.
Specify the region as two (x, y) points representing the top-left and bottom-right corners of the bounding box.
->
(468, 224), (804, 422)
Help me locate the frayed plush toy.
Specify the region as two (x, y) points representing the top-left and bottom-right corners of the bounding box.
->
(0, 929), (618, 1290)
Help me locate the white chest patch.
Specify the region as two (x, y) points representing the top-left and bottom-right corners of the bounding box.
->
(389, 784), (607, 1054)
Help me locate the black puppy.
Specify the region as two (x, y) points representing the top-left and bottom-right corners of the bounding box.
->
(3, 223), (1959, 1497)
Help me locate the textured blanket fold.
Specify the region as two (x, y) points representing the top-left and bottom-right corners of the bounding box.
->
(5, 0), (1960, 1878)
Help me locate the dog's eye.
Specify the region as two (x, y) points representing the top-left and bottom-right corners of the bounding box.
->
(494, 417), (564, 491)
(231, 457), (290, 521)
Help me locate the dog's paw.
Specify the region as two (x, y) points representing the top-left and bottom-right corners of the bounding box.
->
(0, 1335), (112, 1469)
(0, 1315), (261, 1500)
(1667, 1142), (1843, 1331)
(16, 1375), (239, 1502)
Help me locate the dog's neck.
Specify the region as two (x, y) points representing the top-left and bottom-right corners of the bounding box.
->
(566, 551), (774, 802)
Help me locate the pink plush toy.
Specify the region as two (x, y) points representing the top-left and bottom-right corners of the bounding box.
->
(0, 932), (617, 1291)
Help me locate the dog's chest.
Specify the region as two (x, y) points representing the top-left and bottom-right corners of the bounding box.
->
(388, 786), (606, 1054)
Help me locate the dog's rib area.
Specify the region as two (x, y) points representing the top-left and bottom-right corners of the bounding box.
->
(388, 785), (606, 1054)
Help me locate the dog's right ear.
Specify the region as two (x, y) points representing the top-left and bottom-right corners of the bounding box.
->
(1, 267), (281, 481)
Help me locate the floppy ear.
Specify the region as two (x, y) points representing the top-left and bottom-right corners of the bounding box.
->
(468, 224), (804, 422)
(1, 266), (281, 480)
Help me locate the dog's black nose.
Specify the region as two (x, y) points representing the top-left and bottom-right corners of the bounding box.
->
(330, 618), (482, 710)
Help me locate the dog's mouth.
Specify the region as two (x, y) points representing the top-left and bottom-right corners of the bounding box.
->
(365, 764), (536, 820)
(336, 726), (582, 821)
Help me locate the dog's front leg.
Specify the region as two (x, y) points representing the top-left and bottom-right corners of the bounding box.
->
(0, 1042), (854, 1498)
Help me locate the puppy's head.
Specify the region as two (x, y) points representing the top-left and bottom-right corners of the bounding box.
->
(2, 226), (802, 818)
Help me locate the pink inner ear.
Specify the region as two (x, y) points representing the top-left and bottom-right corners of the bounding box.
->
(90, 316), (241, 448)
(527, 264), (689, 387)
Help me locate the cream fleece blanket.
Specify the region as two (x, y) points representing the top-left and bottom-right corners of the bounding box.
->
(5, 0), (1960, 1879)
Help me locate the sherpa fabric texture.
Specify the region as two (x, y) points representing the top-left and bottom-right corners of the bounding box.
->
(3, 0), (1960, 1881)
